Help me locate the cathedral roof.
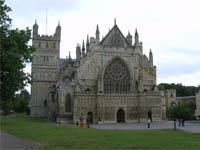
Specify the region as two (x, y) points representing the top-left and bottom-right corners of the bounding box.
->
(100, 24), (131, 48)
(59, 58), (76, 68)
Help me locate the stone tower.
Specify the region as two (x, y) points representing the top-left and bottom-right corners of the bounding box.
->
(31, 21), (61, 117)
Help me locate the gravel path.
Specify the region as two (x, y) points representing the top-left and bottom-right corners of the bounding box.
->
(0, 131), (40, 150)
(91, 121), (200, 133)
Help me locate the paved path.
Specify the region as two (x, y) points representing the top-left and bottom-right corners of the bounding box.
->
(91, 121), (200, 133)
(0, 131), (40, 150)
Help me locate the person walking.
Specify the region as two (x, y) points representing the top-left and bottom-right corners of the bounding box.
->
(80, 113), (84, 128)
(178, 119), (181, 127)
(182, 119), (185, 127)
(86, 115), (91, 128)
(147, 118), (151, 128)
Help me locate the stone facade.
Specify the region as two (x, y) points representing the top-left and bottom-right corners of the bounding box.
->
(31, 21), (167, 123)
(164, 89), (176, 107)
(31, 21), (61, 117)
(195, 91), (200, 116)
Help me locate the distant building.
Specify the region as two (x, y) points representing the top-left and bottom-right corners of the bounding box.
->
(165, 89), (200, 117)
(31, 20), (169, 124)
(195, 91), (200, 116)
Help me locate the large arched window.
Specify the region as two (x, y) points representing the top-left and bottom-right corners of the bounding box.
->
(103, 58), (130, 94)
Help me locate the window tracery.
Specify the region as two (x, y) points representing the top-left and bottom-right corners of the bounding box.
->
(104, 58), (130, 94)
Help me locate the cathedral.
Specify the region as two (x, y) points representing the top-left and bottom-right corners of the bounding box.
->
(31, 20), (167, 124)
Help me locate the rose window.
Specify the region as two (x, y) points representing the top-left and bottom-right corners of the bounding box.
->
(104, 58), (130, 94)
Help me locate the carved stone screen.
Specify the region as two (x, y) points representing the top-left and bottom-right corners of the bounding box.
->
(104, 58), (130, 94)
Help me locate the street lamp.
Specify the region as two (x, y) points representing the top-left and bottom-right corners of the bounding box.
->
(172, 102), (176, 130)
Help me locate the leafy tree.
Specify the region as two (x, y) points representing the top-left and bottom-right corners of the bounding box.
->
(0, 0), (35, 114)
(13, 89), (30, 113)
(159, 83), (200, 97)
(167, 101), (196, 120)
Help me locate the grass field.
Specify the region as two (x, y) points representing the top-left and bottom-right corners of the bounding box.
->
(1, 114), (200, 150)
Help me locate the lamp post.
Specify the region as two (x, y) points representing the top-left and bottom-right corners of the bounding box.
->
(172, 102), (176, 130)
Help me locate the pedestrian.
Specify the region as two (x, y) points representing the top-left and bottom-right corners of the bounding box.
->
(182, 119), (185, 127)
(76, 121), (79, 126)
(80, 113), (84, 128)
(98, 118), (101, 124)
(86, 115), (90, 128)
(147, 118), (151, 128)
(178, 119), (181, 127)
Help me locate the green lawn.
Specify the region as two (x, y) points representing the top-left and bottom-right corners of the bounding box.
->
(1, 114), (200, 150)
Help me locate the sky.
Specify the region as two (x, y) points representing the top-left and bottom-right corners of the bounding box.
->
(6, 0), (200, 91)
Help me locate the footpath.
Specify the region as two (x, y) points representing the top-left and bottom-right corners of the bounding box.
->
(0, 130), (40, 150)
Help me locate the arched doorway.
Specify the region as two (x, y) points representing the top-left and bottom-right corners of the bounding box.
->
(66, 94), (71, 112)
(88, 111), (93, 124)
(117, 109), (125, 123)
(148, 110), (152, 122)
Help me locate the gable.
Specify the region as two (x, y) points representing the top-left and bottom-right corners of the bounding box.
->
(100, 25), (130, 48)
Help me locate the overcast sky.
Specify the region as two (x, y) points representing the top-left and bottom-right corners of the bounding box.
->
(6, 0), (200, 89)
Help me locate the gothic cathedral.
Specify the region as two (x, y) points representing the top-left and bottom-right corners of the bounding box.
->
(31, 20), (167, 124)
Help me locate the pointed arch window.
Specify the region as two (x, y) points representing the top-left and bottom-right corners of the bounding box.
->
(103, 58), (130, 94)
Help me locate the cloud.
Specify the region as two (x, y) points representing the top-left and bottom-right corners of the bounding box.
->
(158, 70), (200, 86)
(6, 0), (200, 86)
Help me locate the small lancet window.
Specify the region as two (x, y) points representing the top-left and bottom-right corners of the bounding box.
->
(38, 42), (41, 48)
(46, 42), (49, 49)
(53, 42), (56, 48)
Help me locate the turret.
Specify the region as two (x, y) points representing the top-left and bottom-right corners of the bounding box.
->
(54, 22), (61, 41)
(126, 31), (132, 46)
(96, 24), (100, 41)
(149, 49), (153, 66)
(76, 43), (81, 61)
(69, 51), (72, 62)
(134, 28), (139, 44)
(86, 35), (90, 53)
(82, 40), (85, 56)
(134, 28), (143, 55)
(33, 20), (38, 39)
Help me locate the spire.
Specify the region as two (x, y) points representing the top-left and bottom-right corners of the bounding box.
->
(55, 21), (61, 40)
(86, 35), (90, 53)
(87, 35), (89, 44)
(33, 20), (38, 38)
(76, 43), (81, 61)
(96, 24), (100, 40)
(135, 28), (139, 43)
(69, 51), (72, 62)
(114, 18), (116, 25)
(82, 40), (85, 56)
(56, 21), (61, 30)
(149, 49), (153, 66)
(126, 30), (132, 46)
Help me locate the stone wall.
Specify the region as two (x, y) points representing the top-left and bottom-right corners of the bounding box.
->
(164, 89), (176, 107)
(195, 91), (200, 116)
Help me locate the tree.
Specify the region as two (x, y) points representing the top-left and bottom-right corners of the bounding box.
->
(0, 0), (35, 114)
(159, 83), (200, 97)
(13, 89), (30, 113)
(167, 101), (196, 120)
